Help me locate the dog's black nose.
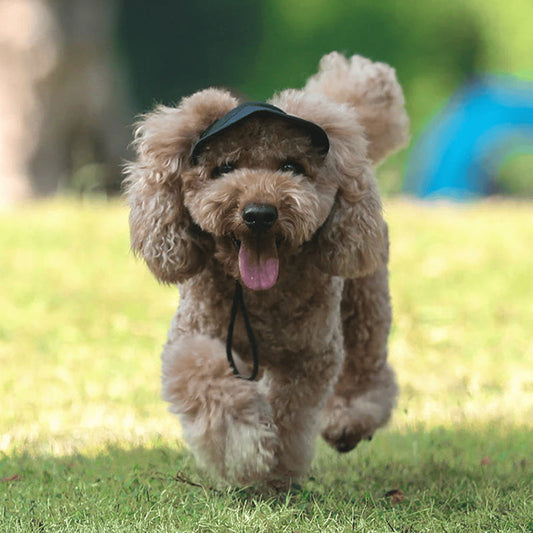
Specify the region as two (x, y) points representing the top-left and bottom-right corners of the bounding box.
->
(242, 203), (278, 233)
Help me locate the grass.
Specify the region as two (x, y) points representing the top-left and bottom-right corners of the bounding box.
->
(1, 197), (532, 532)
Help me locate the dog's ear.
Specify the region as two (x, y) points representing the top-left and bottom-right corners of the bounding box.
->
(272, 82), (389, 279)
(124, 89), (239, 283)
(282, 52), (409, 277)
(305, 52), (409, 165)
(313, 159), (388, 279)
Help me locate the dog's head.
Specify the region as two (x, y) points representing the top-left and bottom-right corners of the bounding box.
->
(124, 53), (409, 288)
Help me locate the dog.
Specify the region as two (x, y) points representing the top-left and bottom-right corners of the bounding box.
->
(124, 52), (409, 487)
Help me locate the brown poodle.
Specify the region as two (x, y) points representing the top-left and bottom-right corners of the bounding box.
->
(124, 52), (409, 487)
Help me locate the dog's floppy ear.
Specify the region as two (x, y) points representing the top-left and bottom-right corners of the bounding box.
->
(272, 52), (406, 279)
(313, 155), (388, 279)
(291, 52), (409, 277)
(305, 52), (410, 165)
(124, 89), (239, 283)
(270, 88), (387, 279)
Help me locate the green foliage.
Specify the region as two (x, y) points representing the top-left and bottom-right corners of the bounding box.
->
(116, 2), (533, 196)
(118, 0), (532, 132)
(497, 151), (533, 197)
(1, 199), (532, 531)
(118, 1), (264, 109)
(241, 0), (482, 127)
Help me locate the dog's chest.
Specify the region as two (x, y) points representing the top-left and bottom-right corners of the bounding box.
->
(174, 271), (343, 366)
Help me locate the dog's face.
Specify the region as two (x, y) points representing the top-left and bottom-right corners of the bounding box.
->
(182, 116), (336, 290)
(125, 54), (410, 287)
(125, 89), (387, 287)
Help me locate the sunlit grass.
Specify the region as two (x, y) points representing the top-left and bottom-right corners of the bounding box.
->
(387, 199), (533, 429)
(0, 199), (180, 453)
(0, 197), (532, 531)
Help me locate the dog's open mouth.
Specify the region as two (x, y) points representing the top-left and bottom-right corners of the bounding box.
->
(231, 232), (280, 291)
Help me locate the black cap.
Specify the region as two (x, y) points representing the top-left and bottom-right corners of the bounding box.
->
(191, 102), (329, 163)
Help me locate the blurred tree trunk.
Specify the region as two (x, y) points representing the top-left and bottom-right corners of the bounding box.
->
(0, 0), (58, 205)
(0, 0), (132, 205)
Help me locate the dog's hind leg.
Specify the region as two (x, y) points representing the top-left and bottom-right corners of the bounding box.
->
(320, 262), (398, 453)
(161, 335), (279, 485)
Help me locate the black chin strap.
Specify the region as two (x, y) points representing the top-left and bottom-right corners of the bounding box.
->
(226, 281), (259, 381)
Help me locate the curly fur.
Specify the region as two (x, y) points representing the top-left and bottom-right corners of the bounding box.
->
(124, 52), (409, 488)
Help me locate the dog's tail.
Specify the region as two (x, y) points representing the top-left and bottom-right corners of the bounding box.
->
(304, 52), (410, 165)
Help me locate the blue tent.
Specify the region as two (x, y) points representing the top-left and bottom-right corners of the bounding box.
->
(403, 77), (533, 199)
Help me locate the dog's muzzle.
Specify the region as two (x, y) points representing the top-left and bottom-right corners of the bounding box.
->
(242, 203), (278, 234)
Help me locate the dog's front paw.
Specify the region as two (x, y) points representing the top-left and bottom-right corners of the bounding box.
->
(179, 379), (279, 485)
(223, 398), (279, 484)
(161, 335), (280, 484)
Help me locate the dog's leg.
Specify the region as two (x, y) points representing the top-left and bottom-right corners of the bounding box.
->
(161, 335), (279, 485)
(320, 263), (398, 452)
(263, 330), (345, 487)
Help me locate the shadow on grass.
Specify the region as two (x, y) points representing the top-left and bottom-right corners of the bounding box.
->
(1, 425), (531, 531)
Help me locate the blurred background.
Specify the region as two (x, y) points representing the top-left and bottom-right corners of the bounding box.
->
(0, 0), (532, 205)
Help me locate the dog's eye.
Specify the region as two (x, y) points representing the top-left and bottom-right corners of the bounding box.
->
(212, 162), (236, 179)
(279, 161), (305, 175)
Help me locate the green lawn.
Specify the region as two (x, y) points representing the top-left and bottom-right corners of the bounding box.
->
(1, 198), (532, 532)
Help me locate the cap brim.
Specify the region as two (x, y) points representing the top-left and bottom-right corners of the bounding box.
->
(191, 102), (329, 163)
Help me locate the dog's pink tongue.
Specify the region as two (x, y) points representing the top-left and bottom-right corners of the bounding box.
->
(238, 236), (279, 291)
